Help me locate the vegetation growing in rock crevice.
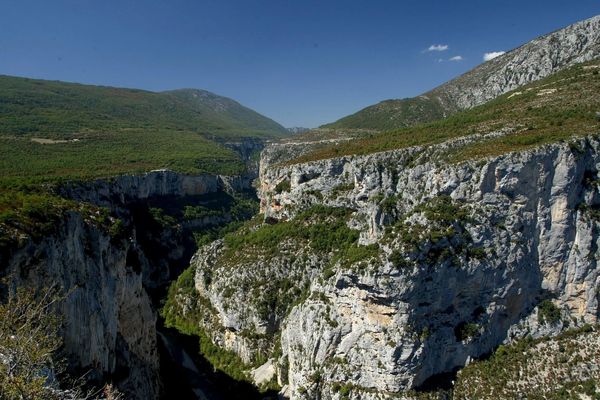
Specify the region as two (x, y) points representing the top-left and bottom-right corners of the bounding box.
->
(383, 195), (482, 269)
(537, 299), (562, 325)
(274, 179), (291, 194)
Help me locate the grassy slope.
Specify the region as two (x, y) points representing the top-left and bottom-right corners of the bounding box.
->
(321, 96), (447, 131)
(292, 60), (600, 165)
(0, 75), (287, 184)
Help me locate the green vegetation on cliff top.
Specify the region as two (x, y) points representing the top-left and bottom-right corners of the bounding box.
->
(293, 60), (600, 164)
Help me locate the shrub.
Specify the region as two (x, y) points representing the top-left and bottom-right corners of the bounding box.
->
(0, 285), (117, 399)
(538, 299), (561, 325)
(454, 322), (479, 341)
(149, 207), (177, 227)
(274, 179), (291, 194)
(108, 219), (128, 239)
(0, 287), (62, 399)
(380, 195), (398, 213)
(389, 249), (411, 268)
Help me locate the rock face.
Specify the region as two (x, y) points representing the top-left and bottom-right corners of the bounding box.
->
(58, 169), (253, 209)
(185, 133), (600, 399)
(324, 14), (600, 131)
(2, 212), (159, 399)
(1, 167), (259, 398)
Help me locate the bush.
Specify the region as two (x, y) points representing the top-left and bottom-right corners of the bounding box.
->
(538, 299), (561, 325)
(455, 322), (479, 341)
(274, 179), (291, 194)
(0, 287), (62, 399)
(108, 218), (128, 239)
(149, 207), (177, 227)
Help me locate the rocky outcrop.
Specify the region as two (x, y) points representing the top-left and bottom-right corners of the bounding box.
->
(183, 132), (600, 399)
(1, 211), (159, 399)
(58, 169), (253, 209)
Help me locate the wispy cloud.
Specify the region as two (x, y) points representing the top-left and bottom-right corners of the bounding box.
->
(483, 51), (506, 61)
(449, 55), (463, 61)
(426, 44), (449, 52)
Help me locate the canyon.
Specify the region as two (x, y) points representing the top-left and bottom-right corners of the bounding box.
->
(1, 14), (600, 400)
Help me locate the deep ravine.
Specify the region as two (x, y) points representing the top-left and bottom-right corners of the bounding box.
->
(0, 138), (273, 399)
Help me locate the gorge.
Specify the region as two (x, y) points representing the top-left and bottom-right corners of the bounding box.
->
(1, 13), (600, 400)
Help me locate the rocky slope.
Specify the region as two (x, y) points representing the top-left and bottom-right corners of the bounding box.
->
(323, 14), (600, 131)
(453, 324), (599, 399)
(168, 129), (600, 399)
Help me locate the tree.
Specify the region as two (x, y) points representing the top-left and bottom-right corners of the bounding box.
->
(0, 285), (123, 400)
(0, 285), (62, 400)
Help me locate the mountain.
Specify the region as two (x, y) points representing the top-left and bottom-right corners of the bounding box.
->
(163, 88), (288, 138)
(323, 14), (600, 131)
(3, 13), (600, 400)
(0, 76), (287, 138)
(0, 76), (288, 182)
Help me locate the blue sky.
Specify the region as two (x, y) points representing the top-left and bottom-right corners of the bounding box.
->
(0, 1), (598, 127)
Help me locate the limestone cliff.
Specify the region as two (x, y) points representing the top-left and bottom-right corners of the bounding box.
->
(58, 169), (253, 209)
(0, 167), (258, 399)
(178, 132), (600, 399)
(2, 211), (159, 399)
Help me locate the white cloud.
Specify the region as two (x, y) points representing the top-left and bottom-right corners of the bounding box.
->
(483, 51), (506, 61)
(427, 44), (449, 52)
(449, 55), (463, 61)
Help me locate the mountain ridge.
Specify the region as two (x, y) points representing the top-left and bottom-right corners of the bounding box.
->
(0, 74), (289, 182)
(322, 14), (600, 131)
(0, 74), (287, 138)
